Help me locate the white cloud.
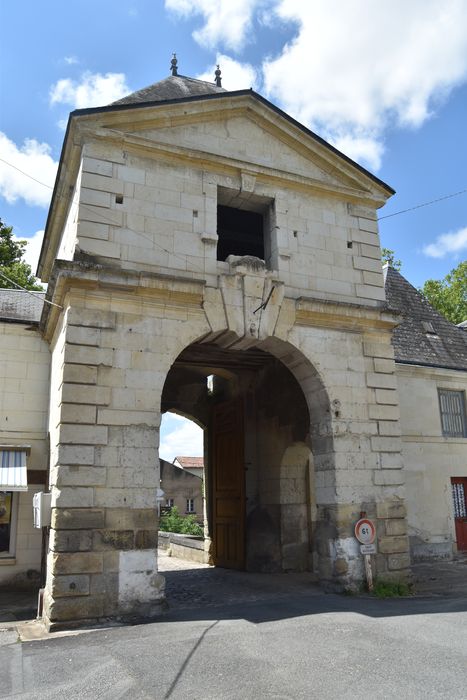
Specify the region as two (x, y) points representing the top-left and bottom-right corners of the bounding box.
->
(49, 71), (130, 109)
(197, 54), (258, 90)
(329, 133), (385, 173)
(263, 0), (467, 170)
(159, 413), (204, 462)
(166, 1), (467, 171)
(13, 230), (44, 274)
(0, 132), (57, 208)
(423, 226), (467, 259)
(165, 0), (261, 51)
(64, 56), (79, 65)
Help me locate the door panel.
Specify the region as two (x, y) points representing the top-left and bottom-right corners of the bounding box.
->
(451, 477), (467, 551)
(212, 399), (245, 569)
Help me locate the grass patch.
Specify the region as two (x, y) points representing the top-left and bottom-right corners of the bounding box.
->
(372, 579), (411, 598)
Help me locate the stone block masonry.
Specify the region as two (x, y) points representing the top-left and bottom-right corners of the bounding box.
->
(37, 87), (409, 626)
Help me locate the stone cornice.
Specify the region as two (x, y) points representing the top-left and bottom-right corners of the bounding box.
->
(82, 125), (380, 206)
(296, 296), (400, 332)
(41, 260), (399, 344)
(40, 260), (206, 342)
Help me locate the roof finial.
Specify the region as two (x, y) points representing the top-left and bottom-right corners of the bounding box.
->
(171, 53), (178, 76)
(214, 64), (222, 87)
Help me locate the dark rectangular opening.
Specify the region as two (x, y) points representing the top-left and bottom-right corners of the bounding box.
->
(217, 205), (264, 262)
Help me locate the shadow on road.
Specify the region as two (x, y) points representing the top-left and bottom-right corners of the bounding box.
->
(158, 557), (467, 626)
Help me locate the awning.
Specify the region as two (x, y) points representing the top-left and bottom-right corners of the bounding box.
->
(0, 448), (29, 492)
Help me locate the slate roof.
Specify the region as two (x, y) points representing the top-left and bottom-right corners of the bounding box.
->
(0, 289), (45, 323)
(112, 74), (225, 106)
(384, 266), (467, 371)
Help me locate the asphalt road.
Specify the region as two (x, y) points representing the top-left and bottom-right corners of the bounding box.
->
(1, 591), (467, 699)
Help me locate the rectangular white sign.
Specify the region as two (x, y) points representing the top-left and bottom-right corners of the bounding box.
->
(360, 543), (376, 554)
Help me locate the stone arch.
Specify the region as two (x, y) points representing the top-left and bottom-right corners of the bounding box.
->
(159, 330), (336, 577)
(161, 408), (207, 432)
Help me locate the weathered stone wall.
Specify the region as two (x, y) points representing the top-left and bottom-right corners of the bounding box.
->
(42, 279), (211, 628)
(246, 358), (311, 573)
(62, 116), (386, 308)
(40, 95), (410, 625)
(0, 321), (49, 586)
(397, 363), (467, 560)
(41, 253), (410, 628)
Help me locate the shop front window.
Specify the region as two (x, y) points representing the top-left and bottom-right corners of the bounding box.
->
(0, 491), (13, 555)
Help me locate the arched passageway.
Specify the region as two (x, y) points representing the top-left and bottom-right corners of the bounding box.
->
(161, 337), (333, 574)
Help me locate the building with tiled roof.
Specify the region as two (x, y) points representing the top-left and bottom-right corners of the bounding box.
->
(173, 456), (204, 477)
(160, 459), (203, 523)
(384, 265), (467, 371)
(384, 266), (467, 561)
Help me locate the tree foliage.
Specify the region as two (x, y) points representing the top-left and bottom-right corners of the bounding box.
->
(0, 219), (42, 290)
(421, 261), (467, 325)
(159, 506), (203, 537)
(381, 247), (402, 271)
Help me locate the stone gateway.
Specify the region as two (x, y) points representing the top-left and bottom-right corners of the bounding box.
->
(6, 66), (417, 628)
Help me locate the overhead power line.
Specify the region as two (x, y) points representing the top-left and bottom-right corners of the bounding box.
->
(1, 153), (466, 257)
(378, 187), (467, 221)
(0, 156), (207, 276)
(0, 270), (62, 309)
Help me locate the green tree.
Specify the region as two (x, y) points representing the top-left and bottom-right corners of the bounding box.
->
(421, 261), (467, 325)
(0, 218), (42, 290)
(381, 247), (402, 270)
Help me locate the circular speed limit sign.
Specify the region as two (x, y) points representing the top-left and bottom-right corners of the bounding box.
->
(354, 518), (376, 545)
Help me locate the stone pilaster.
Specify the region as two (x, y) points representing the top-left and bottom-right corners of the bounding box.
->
(43, 298), (166, 629)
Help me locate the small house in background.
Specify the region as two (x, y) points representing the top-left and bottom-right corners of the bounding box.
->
(160, 459), (203, 522)
(173, 456), (204, 478)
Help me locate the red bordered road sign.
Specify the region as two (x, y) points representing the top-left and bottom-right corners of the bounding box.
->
(354, 518), (376, 545)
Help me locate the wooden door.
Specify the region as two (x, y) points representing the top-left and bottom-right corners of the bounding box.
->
(451, 477), (467, 551)
(212, 399), (245, 569)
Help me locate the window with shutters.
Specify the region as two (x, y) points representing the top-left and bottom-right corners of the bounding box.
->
(438, 389), (467, 438)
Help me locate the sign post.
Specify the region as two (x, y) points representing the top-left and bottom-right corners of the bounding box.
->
(354, 516), (376, 592)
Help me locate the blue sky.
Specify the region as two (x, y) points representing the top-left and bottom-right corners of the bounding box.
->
(1, 1), (466, 459)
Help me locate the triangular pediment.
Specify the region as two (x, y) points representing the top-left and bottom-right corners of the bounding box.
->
(128, 116), (345, 187)
(89, 93), (391, 200)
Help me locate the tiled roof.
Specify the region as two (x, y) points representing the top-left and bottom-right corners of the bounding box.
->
(160, 458), (202, 481)
(174, 456), (204, 469)
(0, 289), (45, 323)
(384, 266), (467, 371)
(112, 75), (225, 106)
